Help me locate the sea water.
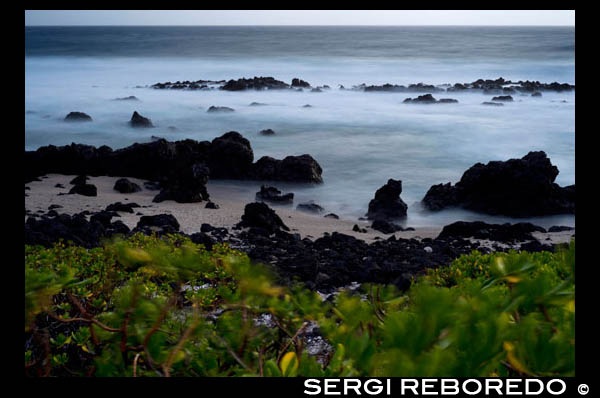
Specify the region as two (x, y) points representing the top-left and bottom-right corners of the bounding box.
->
(25, 26), (575, 228)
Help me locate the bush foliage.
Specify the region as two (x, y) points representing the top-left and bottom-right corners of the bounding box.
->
(25, 233), (574, 377)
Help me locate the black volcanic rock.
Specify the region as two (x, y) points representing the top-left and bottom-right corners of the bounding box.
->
(256, 185), (294, 204)
(548, 225), (574, 233)
(25, 133), (322, 188)
(134, 214), (180, 235)
(114, 96), (139, 101)
(371, 219), (404, 234)
(297, 201), (324, 213)
(113, 178), (141, 193)
(221, 76), (290, 91)
(251, 154), (323, 183)
(69, 183), (97, 197)
(437, 221), (546, 244)
(25, 213), (105, 248)
(366, 179), (408, 220)
(105, 202), (141, 213)
(70, 175), (89, 185)
(259, 129), (276, 136)
(65, 112), (92, 122)
(291, 78), (310, 88)
(422, 151), (575, 217)
(207, 106), (235, 113)
(482, 102), (504, 106)
(153, 163), (210, 203)
(237, 202), (290, 233)
(491, 95), (513, 102)
(403, 94), (437, 104)
(209, 132), (253, 179)
(130, 111), (154, 128)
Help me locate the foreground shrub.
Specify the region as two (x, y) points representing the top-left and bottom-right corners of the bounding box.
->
(25, 234), (574, 377)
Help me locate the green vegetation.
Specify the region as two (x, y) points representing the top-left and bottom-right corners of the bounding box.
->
(25, 233), (574, 377)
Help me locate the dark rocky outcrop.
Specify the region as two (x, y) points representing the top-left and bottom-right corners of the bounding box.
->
(437, 221), (546, 244)
(114, 96), (139, 101)
(366, 179), (408, 220)
(221, 77), (290, 91)
(65, 112), (92, 122)
(105, 202), (141, 213)
(251, 155), (323, 183)
(403, 94), (458, 104)
(208, 132), (253, 179)
(134, 214), (180, 235)
(205, 201), (219, 209)
(548, 225), (574, 233)
(255, 185), (294, 204)
(68, 183), (97, 197)
(130, 111), (154, 128)
(297, 202), (324, 213)
(207, 106), (235, 113)
(70, 175), (89, 185)
(237, 202), (290, 233)
(371, 219), (405, 234)
(291, 78), (310, 88)
(259, 129), (275, 136)
(491, 95), (513, 102)
(152, 163), (210, 203)
(113, 178), (142, 193)
(482, 102), (504, 106)
(25, 212), (127, 248)
(25, 133), (322, 187)
(422, 151), (575, 217)
(249, 102), (267, 106)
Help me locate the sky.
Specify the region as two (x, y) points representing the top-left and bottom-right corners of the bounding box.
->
(25, 10), (575, 26)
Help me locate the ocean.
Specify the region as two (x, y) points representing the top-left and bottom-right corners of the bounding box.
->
(25, 26), (575, 228)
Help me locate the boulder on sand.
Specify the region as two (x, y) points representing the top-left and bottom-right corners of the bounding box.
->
(208, 132), (253, 179)
(255, 185), (294, 204)
(68, 183), (97, 197)
(113, 178), (141, 193)
(366, 179), (408, 220)
(237, 202), (290, 233)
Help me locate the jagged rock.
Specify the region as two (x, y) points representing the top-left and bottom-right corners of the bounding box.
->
(237, 202), (290, 233)
(291, 78), (310, 88)
(366, 179), (408, 220)
(209, 132), (253, 179)
(130, 111), (154, 128)
(422, 151), (575, 217)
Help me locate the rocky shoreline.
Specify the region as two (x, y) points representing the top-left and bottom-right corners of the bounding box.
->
(25, 128), (575, 293)
(147, 76), (574, 94)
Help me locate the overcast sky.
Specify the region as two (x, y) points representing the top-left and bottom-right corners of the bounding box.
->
(25, 10), (575, 26)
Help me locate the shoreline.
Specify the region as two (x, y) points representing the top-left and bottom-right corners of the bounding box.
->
(25, 174), (574, 246)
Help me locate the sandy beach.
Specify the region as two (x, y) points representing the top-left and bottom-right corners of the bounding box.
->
(25, 174), (573, 245)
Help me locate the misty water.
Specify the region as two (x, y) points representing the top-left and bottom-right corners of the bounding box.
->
(25, 26), (575, 228)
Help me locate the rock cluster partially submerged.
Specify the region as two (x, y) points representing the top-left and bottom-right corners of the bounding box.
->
(24, 132), (324, 204)
(422, 151), (575, 217)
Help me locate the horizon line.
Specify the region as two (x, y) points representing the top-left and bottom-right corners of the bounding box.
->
(25, 24), (575, 27)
